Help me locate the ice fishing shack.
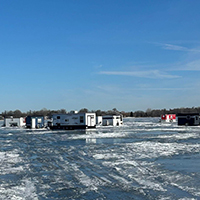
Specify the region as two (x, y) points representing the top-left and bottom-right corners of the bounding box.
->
(3, 116), (26, 127)
(177, 113), (200, 126)
(161, 114), (176, 123)
(26, 116), (44, 128)
(102, 115), (123, 126)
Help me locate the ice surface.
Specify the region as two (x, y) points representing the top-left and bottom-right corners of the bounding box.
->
(0, 117), (200, 199)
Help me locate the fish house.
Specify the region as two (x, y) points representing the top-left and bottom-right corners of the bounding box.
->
(177, 113), (200, 126)
(3, 117), (26, 127)
(26, 116), (45, 129)
(161, 114), (176, 123)
(50, 112), (96, 130)
(102, 115), (123, 126)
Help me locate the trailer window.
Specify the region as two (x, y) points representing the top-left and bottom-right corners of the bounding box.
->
(57, 116), (60, 119)
(80, 116), (84, 123)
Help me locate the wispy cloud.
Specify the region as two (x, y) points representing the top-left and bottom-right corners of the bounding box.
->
(163, 44), (188, 51)
(184, 59), (200, 71)
(150, 42), (200, 71)
(161, 43), (200, 52)
(168, 58), (200, 71)
(99, 70), (180, 79)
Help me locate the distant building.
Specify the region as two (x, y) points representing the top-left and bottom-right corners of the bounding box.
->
(161, 114), (176, 123)
(49, 112), (96, 130)
(177, 113), (200, 126)
(26, 116), (44, 128)
(102, 115), (123, 126)
(3, 116), (26, 127)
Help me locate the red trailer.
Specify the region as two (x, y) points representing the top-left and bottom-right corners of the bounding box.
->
(161, 114), (176, 123)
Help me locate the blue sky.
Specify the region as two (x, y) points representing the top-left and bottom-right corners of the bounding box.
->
(1, 0), (200, 112)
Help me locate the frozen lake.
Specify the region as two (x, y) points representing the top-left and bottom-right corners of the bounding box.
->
(0, 117), (200, 199)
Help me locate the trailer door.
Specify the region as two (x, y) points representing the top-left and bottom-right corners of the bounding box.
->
(87, 115), (91, 126)
(87, 115), (95, 127)
(32, 118), (36, 129)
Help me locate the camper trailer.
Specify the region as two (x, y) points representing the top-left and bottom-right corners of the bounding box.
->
(161, 114), (176, 123)
(26, 116), (44, 129)
(102, 115), (123, 126)
(177, 113), (200, 126)
(50, 112), (96, 130)
(3, 117), (26, 127)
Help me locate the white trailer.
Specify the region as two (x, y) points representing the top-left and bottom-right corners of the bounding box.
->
(3, 117), (26, 127)
(50, 112), (96, 130)
(96, 116), (103, 126)
(102, 115), (123, 126)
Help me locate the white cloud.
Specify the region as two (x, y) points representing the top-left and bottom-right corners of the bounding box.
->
(99, 70), (180, 79)
(163, 44), (189, 51)
(161, 43), (200, 53)
(151, 42), (200, 71)
(168, 58), (200, 71)
(181, 59), (200, 71)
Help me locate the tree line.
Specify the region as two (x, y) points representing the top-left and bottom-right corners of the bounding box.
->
(130, 107), (200, 117)
(1, 107), (200, 119)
